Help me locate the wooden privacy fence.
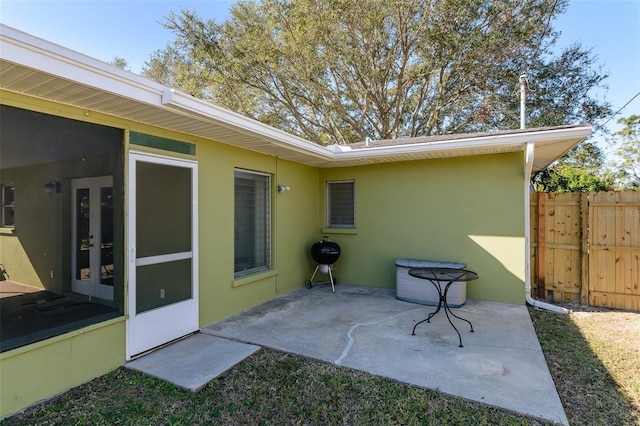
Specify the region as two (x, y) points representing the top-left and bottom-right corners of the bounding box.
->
(530, 191), (640, 311)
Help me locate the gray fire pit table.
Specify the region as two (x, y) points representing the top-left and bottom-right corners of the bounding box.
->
(408, 267), (479, 347)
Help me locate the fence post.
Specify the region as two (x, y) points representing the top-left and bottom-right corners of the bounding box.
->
(537, 193), (546, 299)
(581, 193), (590, 306)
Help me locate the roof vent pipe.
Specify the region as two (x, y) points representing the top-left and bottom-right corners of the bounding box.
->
(365, 137), (371, 147)
(519, 74), (528, 129)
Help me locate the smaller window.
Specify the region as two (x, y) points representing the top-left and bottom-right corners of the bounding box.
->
(1, 184), (14, 228)
(327, 180), (355, 228)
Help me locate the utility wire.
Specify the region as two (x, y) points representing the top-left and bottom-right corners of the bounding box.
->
(598, 90), (640, 159)
(601, 90), (640, 128)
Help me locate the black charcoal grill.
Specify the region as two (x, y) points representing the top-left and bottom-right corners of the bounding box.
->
(305, 236), (341, 292)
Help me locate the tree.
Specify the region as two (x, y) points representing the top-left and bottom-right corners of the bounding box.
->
(111, 56), (131, 71)
(611, 115), (640, 190)
(532, 141), (615, 192)
(143, 0), (609, 145)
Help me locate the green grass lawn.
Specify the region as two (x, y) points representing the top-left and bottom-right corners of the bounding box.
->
(3, 306), (639, 425)
(529, 306), (639, 426)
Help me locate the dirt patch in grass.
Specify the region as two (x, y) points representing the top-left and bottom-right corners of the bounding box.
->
(530, 305), (640, 426)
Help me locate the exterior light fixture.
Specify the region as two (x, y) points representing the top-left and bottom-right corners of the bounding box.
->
(277, 184), (290, 193)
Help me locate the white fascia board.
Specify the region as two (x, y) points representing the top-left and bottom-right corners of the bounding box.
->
(0, 25), (165, 106)
(529, 125), (593, 146)
(1, 25), (332, 161)
(332, 125), (592, 160)
(161, 89), (332, 159)
(0, 24), (592, 166)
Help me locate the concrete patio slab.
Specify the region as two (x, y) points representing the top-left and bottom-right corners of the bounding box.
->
(201, 284), (567, 425)
(125, 333), (260, 391)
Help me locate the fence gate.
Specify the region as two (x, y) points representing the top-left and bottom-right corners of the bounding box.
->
(531, 191), (640, 311)
(588, 192), (640, 310)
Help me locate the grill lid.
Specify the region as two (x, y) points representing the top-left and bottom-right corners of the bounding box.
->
(311, 236), (341, 265)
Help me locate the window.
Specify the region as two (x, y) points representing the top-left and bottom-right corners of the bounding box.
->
(234, 169), (271, 276)
(327, 180), (355, 228)
(1, 185), (14, 228)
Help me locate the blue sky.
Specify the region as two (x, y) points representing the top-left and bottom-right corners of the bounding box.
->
(1, 0), (638, 155)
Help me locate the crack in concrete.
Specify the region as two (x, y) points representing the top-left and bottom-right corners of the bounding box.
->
(334, 310), (418, 365)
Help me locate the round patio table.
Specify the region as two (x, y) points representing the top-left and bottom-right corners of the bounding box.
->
(408, 267), (479, 347)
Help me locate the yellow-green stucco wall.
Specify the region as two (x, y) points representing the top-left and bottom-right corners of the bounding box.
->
(0, 93), (322, 418)
(0, 91), (527, 418)
(318, 153), (526, 304)
(195, 140), (320, 326)
(0, 91), (321, 325)
(0, 318), (126, 419)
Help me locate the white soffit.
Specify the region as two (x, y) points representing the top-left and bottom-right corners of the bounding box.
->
(0, 24), (591, 170)
(331, 126), (592, 170)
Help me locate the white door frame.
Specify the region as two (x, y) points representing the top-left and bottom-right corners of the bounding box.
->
(126, 151), (199, 359)
(71, 175), (114, 300)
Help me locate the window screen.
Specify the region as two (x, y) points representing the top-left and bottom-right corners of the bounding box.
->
(234, 170), (271, 276)
(327, 180), (355, 228)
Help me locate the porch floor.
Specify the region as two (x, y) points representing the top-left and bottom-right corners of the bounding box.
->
(0, 281), (121, 353)
(129, 284), (567, 425)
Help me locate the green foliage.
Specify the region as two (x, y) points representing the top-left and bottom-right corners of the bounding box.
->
(143, 0), (609, 144)
(533, 142), (615, 192)
(110, 56), (131, 71)
(611, 115), (640, 190)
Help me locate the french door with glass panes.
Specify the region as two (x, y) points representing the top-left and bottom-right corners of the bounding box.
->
(71, 176), (114, 300)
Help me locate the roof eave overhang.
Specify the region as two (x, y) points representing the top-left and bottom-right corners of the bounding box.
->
(159, 88), (332, 161)
(0, 25), (166, 107)
(0, 25), (333, 166)
(326, 125), (592, 170)
(0, 24), (592, 171)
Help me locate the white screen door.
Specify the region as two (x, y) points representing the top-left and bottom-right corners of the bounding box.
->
(127, 152), (198, 359)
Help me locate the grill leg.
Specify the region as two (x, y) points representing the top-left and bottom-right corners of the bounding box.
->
(327, 267), (336, 293)
(309, 265), (320, 283)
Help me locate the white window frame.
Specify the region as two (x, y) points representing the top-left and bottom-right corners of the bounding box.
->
(1, 184), (15, 228)
(234, 169), (271, 277)
(327, 180), (355, 228)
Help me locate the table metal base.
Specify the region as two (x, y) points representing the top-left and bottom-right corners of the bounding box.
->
(411, 280), (474, 347)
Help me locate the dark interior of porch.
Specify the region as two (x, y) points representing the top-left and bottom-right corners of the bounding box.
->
(0, 105), (125, 353)
(0, 280), (120, 353)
